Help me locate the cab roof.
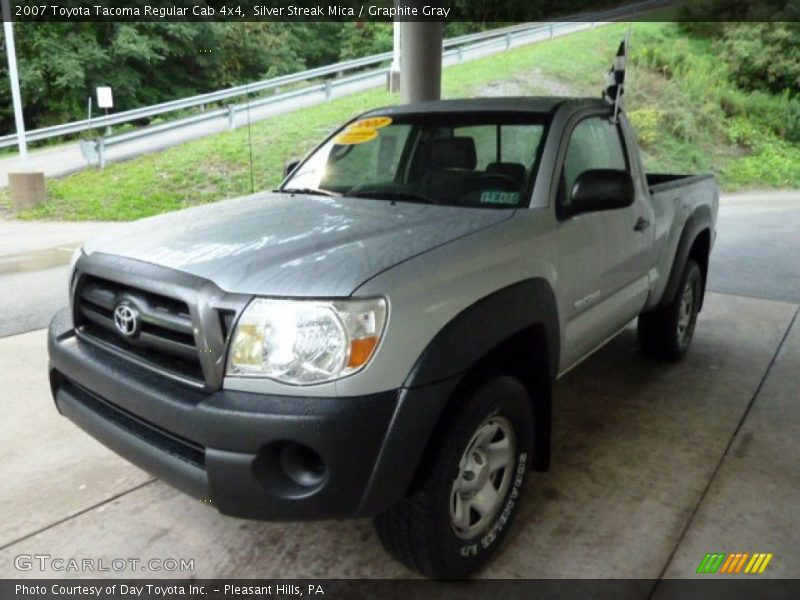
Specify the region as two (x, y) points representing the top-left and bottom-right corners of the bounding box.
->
(362, 96), (609, 117)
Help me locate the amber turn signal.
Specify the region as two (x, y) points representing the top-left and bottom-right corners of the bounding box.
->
(347, 336), (379, 369)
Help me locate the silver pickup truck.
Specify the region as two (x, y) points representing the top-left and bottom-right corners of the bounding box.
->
(49, 96), (718, 578)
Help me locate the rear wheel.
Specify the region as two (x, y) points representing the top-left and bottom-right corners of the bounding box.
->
(638, 259), (702, 362)
(374, 374), (533, 578)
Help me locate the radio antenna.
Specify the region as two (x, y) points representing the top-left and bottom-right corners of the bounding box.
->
(245, 26), (255, 195)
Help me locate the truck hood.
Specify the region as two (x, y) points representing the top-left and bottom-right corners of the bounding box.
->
(84, 192), (513, 296)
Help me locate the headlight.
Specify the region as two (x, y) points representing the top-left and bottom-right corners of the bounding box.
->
(226, 297), (387, 385)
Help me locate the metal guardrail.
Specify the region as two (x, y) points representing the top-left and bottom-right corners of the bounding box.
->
(80, 22), (577, 167)
(3, 0), (666, 164)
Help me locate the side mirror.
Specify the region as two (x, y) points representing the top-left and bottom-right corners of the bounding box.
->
(570, 169), (634, 216)
(284, 160), (300, 179)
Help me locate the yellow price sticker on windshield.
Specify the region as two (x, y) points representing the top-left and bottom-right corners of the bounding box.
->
(334, 128), (379, 145)
(334, 116), (392, 145)
(350, 116), (393, 130)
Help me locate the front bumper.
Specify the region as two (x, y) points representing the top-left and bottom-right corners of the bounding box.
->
(48, 308), (412, 520)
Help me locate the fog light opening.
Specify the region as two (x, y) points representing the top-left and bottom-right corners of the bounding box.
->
(279, 442), (327, 488)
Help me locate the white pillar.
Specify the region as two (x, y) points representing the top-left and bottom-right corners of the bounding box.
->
(393, 19), (401, 69)
(400, 21), (442, 104)
(2, 0), (28, 159)
(388, 17), (401, 92)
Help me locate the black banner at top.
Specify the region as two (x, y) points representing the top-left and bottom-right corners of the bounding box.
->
(1, 0), (799, 23)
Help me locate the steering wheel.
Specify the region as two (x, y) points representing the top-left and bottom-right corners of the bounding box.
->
(479, 172), (520, 191)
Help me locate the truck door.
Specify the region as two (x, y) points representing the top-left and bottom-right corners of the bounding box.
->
(555, 113), (653, 372)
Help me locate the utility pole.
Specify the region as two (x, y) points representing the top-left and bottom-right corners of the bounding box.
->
(2, 0), (28, 159)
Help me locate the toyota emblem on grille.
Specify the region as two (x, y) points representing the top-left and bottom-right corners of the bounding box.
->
(113, 302), (140, 338)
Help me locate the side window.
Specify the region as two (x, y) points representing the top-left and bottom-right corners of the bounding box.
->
(561, 116), (627, 205)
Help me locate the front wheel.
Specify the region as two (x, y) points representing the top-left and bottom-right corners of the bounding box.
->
(374, 374), (533, 578)
(638, 259), (703, 362)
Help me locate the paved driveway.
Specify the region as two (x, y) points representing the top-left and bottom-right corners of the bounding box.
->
(707, 191), (800, 303)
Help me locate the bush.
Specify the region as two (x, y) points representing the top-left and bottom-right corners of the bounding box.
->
(716, 23), (800, 96)
(625, 22), (800, 189)
(720, 89), (800, 143)
(628, 108), (665, 149)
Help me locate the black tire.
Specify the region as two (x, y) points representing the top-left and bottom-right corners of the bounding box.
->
(374, 374), (534, 579)
(638, 259), (703, 362)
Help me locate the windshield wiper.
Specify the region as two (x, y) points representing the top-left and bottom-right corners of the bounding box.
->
(347, 190), (437, 205)
(278, 187), (339, 197)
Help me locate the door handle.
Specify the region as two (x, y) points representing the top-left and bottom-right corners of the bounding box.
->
(634, 217), (651, 232)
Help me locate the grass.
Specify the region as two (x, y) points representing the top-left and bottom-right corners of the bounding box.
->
(15, 22), (800, 221)
(20, 89), (396, 221)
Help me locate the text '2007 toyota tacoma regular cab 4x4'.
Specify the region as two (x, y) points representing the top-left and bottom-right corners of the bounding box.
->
(49, 96), (718, 578)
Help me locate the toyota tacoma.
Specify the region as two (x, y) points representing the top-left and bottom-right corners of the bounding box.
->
(49, 96), (718, 578)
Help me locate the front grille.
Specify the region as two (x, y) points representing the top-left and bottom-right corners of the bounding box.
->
(74, 275), (204, 384)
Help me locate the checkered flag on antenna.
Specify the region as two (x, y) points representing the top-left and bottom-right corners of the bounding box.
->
(604, 33), (630, 121)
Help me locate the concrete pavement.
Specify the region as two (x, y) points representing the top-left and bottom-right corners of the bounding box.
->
(659, 305), (800, 581)
(0, 220), (117, 258)
(0, 330), (152, 548)
(0, 220), (117, 337)
(0, 292), (797, 581)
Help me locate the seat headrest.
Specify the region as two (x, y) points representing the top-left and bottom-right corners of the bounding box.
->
(487, 162), (527, 183)
(431, 137), (477, 170)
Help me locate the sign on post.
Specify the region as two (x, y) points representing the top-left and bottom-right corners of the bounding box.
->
(96, 86), (113, 109)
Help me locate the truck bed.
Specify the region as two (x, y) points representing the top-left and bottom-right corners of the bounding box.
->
(647, 173), (716, 194)
(644, 171), (719, 312)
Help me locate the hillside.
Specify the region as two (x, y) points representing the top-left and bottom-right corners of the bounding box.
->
(6, 21), (799, 221)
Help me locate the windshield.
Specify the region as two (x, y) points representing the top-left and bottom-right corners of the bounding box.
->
(282, 112), (549, 208)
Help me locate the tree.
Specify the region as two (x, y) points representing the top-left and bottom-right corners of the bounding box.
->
(717, 23), (800, 95)
(0, 22), (305, 134)
(337, 22), (393, 61)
